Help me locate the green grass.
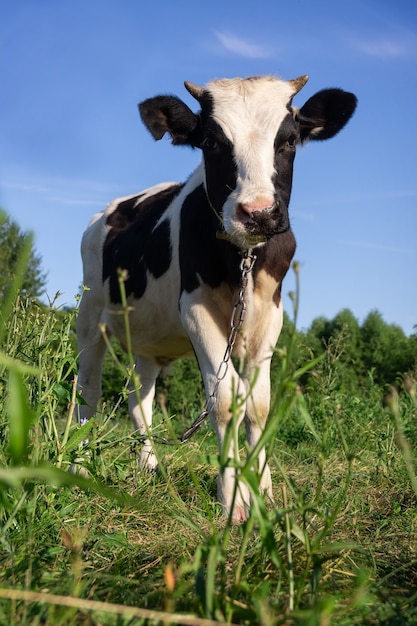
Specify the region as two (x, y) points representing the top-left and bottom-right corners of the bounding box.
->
(1, 278), (417, 624)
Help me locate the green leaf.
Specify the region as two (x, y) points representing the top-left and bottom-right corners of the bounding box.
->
(314, 541), (360, 555)
(204, 454), (221, 467)
(0, 351), (39, 376)
(297, 390), (321, 443)
(293, 354), (325, 379)
(290, 520), (307, 545)
(7, 369), (35, 464)
(206, 544), (220, 617)
(53, 382), (72, 401)
(53, 382), (87, 406)
(62, 419), (95, 454)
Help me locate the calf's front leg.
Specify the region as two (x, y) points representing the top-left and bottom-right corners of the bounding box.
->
(181, 292), (250, 522)
(244, 359), (273, 500)
(243, 301), (284, 500)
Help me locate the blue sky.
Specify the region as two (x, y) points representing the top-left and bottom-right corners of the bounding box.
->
(1, 0), (416, 335)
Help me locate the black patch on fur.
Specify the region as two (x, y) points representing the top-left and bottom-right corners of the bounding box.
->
(255, 230), (297, 305)
(298, 89), (357, 142)
(139, 96), (200, 145)
(271, 112), (299, 230)
(197, 94), (237, 216)
(103, 184), (183, 302)
(178, 185), (296, 302)
(179, 184), (242, 294)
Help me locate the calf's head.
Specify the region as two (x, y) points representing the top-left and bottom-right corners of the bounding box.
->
(139, 75), (357, 248)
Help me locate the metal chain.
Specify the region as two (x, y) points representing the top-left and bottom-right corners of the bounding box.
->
(133, 248), (257, 447)
(180, 248), (257, 442)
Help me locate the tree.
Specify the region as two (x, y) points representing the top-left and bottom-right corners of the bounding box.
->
(303, 308), (417, 390)
(360, 310), (417, 385)
(0, 212), (47, 300)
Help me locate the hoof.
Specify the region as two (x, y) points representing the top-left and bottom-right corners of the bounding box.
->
(231, 504), (248, 524)
(139, 447), (158, 472)
(259, 470), (273, 500)
(69, 460), (90, 479)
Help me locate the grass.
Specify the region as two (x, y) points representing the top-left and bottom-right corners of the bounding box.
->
(1, 267), (417, 624)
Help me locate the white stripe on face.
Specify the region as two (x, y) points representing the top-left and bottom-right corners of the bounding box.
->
(204, 77), (296, 246)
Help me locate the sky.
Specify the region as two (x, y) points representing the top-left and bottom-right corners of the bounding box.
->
(1, 0), (416, 336)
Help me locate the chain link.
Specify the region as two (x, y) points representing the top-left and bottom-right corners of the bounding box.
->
(179, 248), (257, 442)
(133, 248), (257, 447)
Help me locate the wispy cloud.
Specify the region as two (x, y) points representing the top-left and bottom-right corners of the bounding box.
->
(291, 208), (316, 223)
(47, 196), (104, 207)
(214, 30), (272, 59)
(347, 240), (415, 255)
(349, 32), (417, 60)
(1, 173), (114, 207)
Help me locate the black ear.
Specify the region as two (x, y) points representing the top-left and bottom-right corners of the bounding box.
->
(298, 89), (357, 142)
(138, 95), (199, 145)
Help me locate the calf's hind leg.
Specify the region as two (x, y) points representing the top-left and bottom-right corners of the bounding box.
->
(72, 294), (107, 474)
(76, 293), (107, 424)
(129, 355), (161, 471)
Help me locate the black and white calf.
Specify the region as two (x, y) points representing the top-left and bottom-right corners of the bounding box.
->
(77, 74), (356, 521)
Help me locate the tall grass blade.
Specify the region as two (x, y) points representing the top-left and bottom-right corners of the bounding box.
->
(0, 465), (134, 508)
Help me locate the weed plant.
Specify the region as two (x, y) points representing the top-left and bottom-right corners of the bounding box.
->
(0, 245), (416, 624)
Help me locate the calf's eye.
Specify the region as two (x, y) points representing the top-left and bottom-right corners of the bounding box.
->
(201, 136), (218, 150)
(286, 136), (297, 148)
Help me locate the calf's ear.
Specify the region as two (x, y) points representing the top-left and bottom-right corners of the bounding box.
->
(139, 95), (199, 145)
(297, 88), (357, 142)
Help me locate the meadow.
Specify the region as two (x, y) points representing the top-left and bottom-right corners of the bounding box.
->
(1, 265), (416, 625)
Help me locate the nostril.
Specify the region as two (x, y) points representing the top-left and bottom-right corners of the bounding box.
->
(236, 204), (252, 224)
(239, 203), (253, 216)
(237, 201), (275, 222)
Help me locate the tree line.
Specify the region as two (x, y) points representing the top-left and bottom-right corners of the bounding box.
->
(281, 307), (417, 388)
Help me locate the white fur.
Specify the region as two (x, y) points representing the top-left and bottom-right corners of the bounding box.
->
(205, 77), (295, 246)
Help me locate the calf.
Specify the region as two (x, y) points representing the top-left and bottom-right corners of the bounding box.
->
(77, 74), (356, 521)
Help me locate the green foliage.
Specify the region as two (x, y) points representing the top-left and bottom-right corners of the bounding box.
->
(157, 358), (205, 428)
(0, 212), (47, 300)
(360, 310), (417, 385)
(302, 308), (417, 391)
